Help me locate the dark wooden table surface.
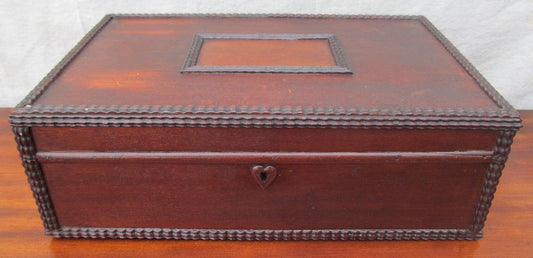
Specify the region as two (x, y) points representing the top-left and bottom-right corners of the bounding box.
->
(1, 108), (532, 257)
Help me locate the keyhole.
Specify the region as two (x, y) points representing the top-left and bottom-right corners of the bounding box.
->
(260, 172), (268, 182)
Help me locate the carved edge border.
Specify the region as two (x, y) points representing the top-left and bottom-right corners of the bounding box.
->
(50, 227), (482, 240)
(9, 105), (523, 129)
(15, 14), (113, 109)
(11, 13), (521, 126)
(12, 126), (59, 233)
(471, 130), (516, 232)
(180, 33), (353, 74)
(11, 105), (522, 117)
(8, 113), (523, 130)
(417, 16), (514, 111)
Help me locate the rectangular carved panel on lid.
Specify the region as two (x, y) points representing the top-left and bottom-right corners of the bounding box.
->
(181, 33), (352, 73)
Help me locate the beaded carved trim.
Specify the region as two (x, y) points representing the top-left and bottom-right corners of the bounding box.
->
(181, 33), (352, 74)
(15, 15), (113, 109)
(9, 105), (522, 129)
(8, 113), (522, 129)
(472, 130), (516, 232)
(51, 227), (482, 240)
(12, 127), (59, 232)
(417, 16), (514, 111)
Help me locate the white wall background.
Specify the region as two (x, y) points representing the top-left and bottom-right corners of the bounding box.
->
(1, 0), (532, 108)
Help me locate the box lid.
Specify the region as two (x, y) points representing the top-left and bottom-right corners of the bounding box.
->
(10, 14), (521, 129)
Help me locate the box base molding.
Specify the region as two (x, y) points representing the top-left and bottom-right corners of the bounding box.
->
(48, 227), (482, 241)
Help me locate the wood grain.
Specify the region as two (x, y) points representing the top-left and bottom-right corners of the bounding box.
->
(41, 162), (487, 229)
(32, 16), (498, 109)
(32, 126), (498, 152)
(1, 108), (532, 256)
(197, 39), (335, 66)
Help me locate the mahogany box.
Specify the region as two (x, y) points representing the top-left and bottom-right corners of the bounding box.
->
(10, 14), (522, 240)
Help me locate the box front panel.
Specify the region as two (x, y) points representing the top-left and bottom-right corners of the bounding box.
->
(40, 157), (488, 230)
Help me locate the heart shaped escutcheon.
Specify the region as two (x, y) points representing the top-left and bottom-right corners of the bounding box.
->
(250, 165), (278, 190)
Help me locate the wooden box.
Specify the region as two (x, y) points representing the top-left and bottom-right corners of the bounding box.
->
(10, 14), (521, 240)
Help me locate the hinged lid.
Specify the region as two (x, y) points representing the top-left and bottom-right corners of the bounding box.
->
(10, 14), (521, 129)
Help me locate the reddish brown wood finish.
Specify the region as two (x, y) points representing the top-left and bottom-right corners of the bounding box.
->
(32, 127), (498, 152)
(1, 108), (532, 256)
(7, 15), (521, 241)
(41, 160), (488, 229)
(197, 39), (335, 66)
